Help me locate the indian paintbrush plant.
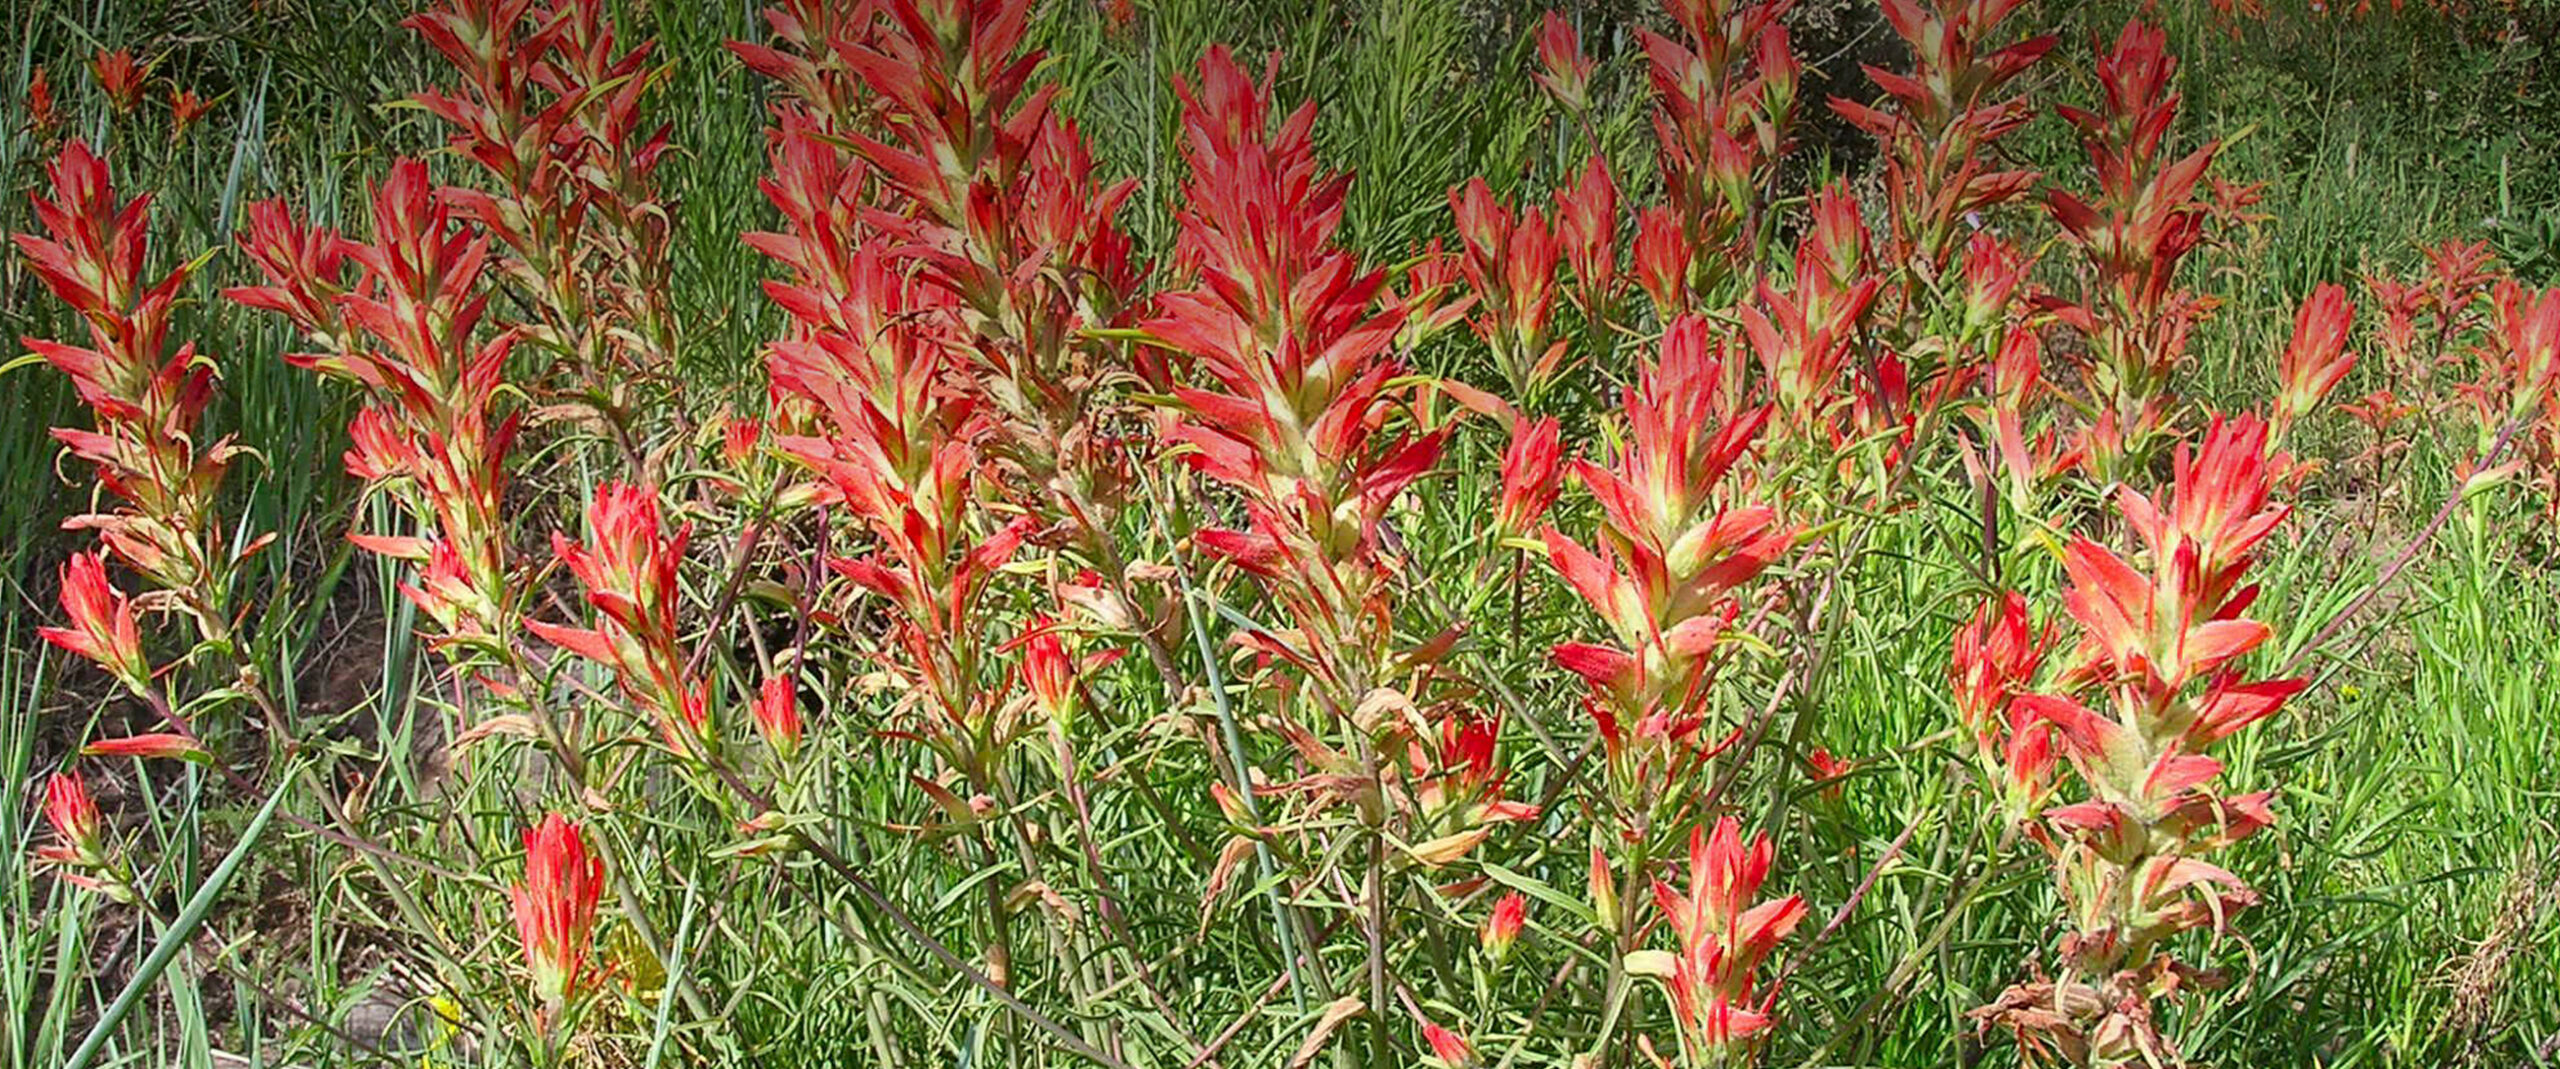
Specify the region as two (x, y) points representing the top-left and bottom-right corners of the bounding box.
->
(13, 1), (2545, 1066)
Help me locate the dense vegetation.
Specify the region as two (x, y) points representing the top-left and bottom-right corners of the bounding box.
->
(5, 0), (2559, 1066)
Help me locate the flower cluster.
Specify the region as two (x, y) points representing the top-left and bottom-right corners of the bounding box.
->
(1829, 0), (2055, 277)
(405, 0), (678, 403)
(2044, 21), (2223, 479)
(231, 161), (525, 657)
(17, 141), (250, 646)
(25, 2), (2497, 1064)
(1547, 317), (1793, 816)
(528, 483), (710, 754)
(1979, 416), (2308, 1065)
(1625, 817), (1808, 1066)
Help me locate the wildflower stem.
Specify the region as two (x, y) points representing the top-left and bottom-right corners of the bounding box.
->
(2282, 413), (2525, 678)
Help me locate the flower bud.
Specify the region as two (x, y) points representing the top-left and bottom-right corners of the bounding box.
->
(1479, 891), (1527, 965)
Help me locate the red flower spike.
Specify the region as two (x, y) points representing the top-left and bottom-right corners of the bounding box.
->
(1830, 0), (2052, 272)
(1949, 591), (2051, 748)
(39, 770), (105, 871)
(168, 89), (213, 140)
(1961, 234), (2034, 338)
(228, 199), (354, 349)
(1631, 817), (1806, 1059)
(1146, 46), (1441, 697)
(1555, 154), (1621, 316)
(397, 0), (680, 389)
(2272, 283), (2356, 438)
(2490, 281), (2560, 422)
(754, 675), (802, 760)
(1420, 1018), (1481, 1068)
(1807, 747), (1850, 801)
(535, 483), (709, 751)
(737, 0), (1144, 553)
(1448, 177), (1565, 396)
(236, 153), (526, 661)
(82, 733), (208, 762)
(26, 67), (57, 134)
(1480, 890), (1528, 965)
(39, 552), (150, 693)
(1532, 11), (1595, 114)
(1742, 180), (1883, 432)
(2043, 20), (2223, 477)
(511, 813), (604, 1009)
(91, 49), (144, 114)
(1633, 206), (1691, 317)
(1986, 406), (2309, 1060)
(2425, 239), (2500, 321)
(1497, 415), (1564, 539)
(1636, 0), (1797, 299)
(1019, 614), (1077, 724)
(1545, 318), (1792, 806)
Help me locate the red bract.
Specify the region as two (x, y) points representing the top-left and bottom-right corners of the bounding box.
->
(2271, 282), (2357, 441)
(1498, 415), (1565, 539)
(2044, 20), (2221, 479)
(1533, 10), (1595, 114)
(1391, 238), (1476, 352)
(91, 49), (143, 113)
(1405, 709), (1540, 834)
(1627, 817), (1807, 1063)
(1634, 206), (1691, 314)
(1018, 615), (1076, 723)
(530, 483), (709, 753)
(227, 200), (353, 343)
(512, 813), (605, 1009)
(1829, 0), (2054, 274)
(753, 675), (803, 760)
(1450, 177), (1566, 398)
